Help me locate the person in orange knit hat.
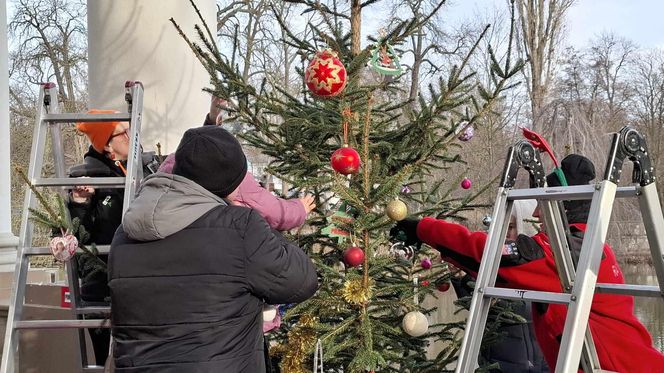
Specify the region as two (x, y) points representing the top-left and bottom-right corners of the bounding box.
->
(67, 109), (159, 366)
(76, 109), (130, 161)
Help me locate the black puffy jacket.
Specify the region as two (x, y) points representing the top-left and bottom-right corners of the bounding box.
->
(452, 274), (549, 372)
(109, 173), (318, 372)
(68, 146), (159, 302)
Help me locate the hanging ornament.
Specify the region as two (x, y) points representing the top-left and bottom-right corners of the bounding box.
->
(368, 40), (404, 76)
(420, 280), (430, 286)
(390, 241), (415, 261)
(437, 282), (451, 292)
(482, 215), (493, 228)
(313, 338), (324, 373)
(402, 310), (429, 337)
(385, 198), (407, 221)
(305, 49), (347, 97)
(342, 277), (373, 305)
(322, 201), (356, 244)
(49, 234), (78, 262)
(461, 177), (472, 190)
(458, 126), (475, 141)
(403, 277), (429, 337)
(420, 257), (432, 270)
(331, 146), (361, 175)
(263, 305), (278, 323)
(400, 185), (412, 194)
(343, 246), (365, 267)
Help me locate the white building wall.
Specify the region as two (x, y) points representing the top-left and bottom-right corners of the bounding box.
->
(87, 0), (216, 154)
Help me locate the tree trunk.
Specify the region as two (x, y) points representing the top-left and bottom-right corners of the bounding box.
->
(350, 0), (361, 56)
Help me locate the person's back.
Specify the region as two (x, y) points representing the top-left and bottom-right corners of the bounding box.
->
(109, 126), (318, 372)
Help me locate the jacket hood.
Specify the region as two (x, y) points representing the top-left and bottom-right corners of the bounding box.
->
(122, 173), (226, 241)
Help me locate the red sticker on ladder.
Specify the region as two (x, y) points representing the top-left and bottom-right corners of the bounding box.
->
(61, 286), (71, 308)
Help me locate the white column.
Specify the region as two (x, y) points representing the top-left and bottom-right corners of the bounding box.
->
(87, 0), (216, 154)
(0, 0), (19, 273)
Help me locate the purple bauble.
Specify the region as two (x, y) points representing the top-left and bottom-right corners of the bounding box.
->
(421, 257), (432, 269)
(458, 126), (474, 141)
(461, 178), (472, 189)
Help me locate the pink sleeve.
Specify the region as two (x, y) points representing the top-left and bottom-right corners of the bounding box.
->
(158, 153), (176, 173)
(234, 173), (306, 231)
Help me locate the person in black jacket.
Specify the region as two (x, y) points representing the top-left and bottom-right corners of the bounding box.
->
(451, 199), (549, 372)
(108, 126), (319, 373)
(69, 110), (159, 365)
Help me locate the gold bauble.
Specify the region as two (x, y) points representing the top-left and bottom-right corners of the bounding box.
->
(386, 198), (408, 221)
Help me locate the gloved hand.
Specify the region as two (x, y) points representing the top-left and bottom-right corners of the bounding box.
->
(389, 218), (422, 248)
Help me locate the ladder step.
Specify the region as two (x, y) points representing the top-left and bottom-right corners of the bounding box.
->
(596, 283), (662, 297)
(507, 185), (638, 201)
(42, 112), (132, 123)
(24, 245), (110, 255)
(74, 306), (111, 315)
(483, 287), (572, 304)
(33, 177), (125, 188)
(15, 319), (110, 329)
(82, 367), (105, 373)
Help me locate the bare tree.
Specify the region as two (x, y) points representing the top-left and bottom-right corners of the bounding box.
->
(588, 32), (636, 125)
(9, 0), (87, 112)
(515, 0), (575, 131)
(9, 0), (89, 233)
(630, 49), (664, 206)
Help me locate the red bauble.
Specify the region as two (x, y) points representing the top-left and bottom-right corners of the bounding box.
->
(331, 147), (361, 174)
(461, 177), (472, 189)
(305, 50), (347, 97)
(437, 282), (451, 292)
(343, 246), (365, 267)
(421, 280), (430, 286)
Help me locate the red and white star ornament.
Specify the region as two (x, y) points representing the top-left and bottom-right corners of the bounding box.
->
(331, 146), (361, 175)
(305, 50), (347, 97)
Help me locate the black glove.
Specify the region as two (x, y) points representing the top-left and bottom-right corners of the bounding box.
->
(389, 218), (422, 248)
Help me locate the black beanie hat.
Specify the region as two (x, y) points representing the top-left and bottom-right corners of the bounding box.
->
(173, 126), (247, 198)
(546, 154), (596, 187)
(545, 154), (596, 223)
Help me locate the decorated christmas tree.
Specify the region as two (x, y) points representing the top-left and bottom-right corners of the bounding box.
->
(172, 1), (523, 371)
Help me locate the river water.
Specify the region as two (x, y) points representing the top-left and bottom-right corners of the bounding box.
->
(622, 264), (664, 352)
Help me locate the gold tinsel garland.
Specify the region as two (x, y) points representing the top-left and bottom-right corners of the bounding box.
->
(342, 277), (374, 305)
(271, 314), (318, 373)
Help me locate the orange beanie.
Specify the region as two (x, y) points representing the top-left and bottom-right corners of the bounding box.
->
(76, 109), (122, 153)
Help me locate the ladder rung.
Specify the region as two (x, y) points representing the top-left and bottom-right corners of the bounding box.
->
(74, 306), (110, 315)
(507, 185), (638, 201)
(596, 283), (662, 297)
(14, 319), (110, 329)
(82, 367), (105, 373)
(42, 113), (132, 123)
(483, 287), (572, 304)
(33, 177), (126, 187)
(24, 245), (110, 255)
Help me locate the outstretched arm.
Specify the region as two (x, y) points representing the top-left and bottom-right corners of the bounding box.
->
(243, 209), (318, 304)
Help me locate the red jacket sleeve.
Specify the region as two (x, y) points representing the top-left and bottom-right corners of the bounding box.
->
(416, 217), (563, 293)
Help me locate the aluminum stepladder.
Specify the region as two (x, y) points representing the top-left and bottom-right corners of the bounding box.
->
(455, 125), (664, 373)
(1, 80), (145, 373)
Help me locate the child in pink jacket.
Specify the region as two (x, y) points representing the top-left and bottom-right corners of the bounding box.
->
(158, 97), (316, 332)
(159, 154), (314, 231)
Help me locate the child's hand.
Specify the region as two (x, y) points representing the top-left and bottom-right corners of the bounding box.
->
(209, 96), (228, 125)
(299, 194), (316, 214)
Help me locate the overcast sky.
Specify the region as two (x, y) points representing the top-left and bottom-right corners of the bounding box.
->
(443, 0), (664, 49)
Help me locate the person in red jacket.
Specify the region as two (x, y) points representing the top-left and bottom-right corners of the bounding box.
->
(391, 154), (664, 373)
